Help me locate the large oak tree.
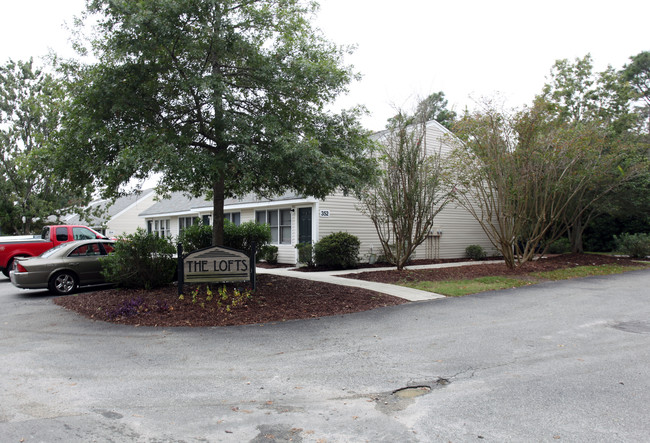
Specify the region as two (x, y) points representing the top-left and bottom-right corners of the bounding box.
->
(57, 0), (377, 245)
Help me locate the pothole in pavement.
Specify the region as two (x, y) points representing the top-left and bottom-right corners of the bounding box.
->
(612, 320), (650, 334)
(371, 378), (450, 414)
(392, 385), (432, 399)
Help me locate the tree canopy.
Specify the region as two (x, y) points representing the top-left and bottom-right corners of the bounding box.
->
(387, 91), (457, 130)
(538, 54), (648, 252)
(0, 59), (86, 234)
(56, 0), (377, 245)
(449, 99), (635, 267)
(623, 50), (650, 133)
(540, 54), (637, 135)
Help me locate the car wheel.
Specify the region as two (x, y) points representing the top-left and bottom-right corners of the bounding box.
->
(49, 271), (78, 295)
(4, 256), (28, 278)
(3, 257), (17, 277)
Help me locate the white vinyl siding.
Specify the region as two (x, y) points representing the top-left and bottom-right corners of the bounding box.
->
(319, 190), (497, 261)
(318, 191), (382, 262)
(107, 192), (156, 237)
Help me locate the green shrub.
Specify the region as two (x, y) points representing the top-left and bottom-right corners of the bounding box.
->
(178, 220), (271, 257)
(465, 244), (486, 260)
(259, 245), (278, 264)
(614, 233), (650, 258)
(296, 242), (314, 267)
(313, 232), (360, 269)
(547, 237), (571, 254)
(100, 228), (176, 289)
(178, 222), (212, 252)
(224, 220), (271, 257)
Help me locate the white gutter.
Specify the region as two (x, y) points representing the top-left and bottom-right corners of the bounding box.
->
(145, 197), (318, 218)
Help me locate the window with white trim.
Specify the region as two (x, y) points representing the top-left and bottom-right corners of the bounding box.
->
(179, 216), (198, 234)
(255, 209), (291, 244)
(151, 219), (171, 237)
(224, 212), (241, 226)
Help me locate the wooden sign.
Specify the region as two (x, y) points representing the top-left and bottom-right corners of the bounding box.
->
(183, 245), (251, 283)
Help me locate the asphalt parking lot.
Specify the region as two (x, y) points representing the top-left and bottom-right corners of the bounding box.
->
(1, 270), (649, 442)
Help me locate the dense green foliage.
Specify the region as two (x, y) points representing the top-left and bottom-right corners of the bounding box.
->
(623, 51), (650, 133)
(0, 59), (88, 234)
(56, 0), (377, 246)
(100, 229), (176, 289)
(313, 232), (360, 269)
(538, 54), (649, 252)
(614, 233), (650, 259)
(177, 222), (213, 253)
(259, 245), (279, 264)
(546, 237), (571, 254)
(178, 220), (270, 258)
(223, 221), (271, 257)
(465, 245), (486, 260)
(295, 242), (315, 267)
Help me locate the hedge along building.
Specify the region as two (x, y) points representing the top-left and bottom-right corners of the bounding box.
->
(138, 120), (497, 264)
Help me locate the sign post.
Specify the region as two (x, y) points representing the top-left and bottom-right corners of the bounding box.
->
(177, 243), (184, 296)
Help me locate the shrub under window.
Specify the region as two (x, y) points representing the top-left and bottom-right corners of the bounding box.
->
(313, 232), (360, 269)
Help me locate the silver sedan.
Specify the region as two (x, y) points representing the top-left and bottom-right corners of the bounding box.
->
(10, 240), (115, 295)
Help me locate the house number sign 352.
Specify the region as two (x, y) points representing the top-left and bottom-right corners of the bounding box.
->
(320, 209), (331, 217)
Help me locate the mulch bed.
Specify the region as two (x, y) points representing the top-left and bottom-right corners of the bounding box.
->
(341, 253), (646, 284)
(52, 253), (647, 328)
(53, 274), (406, 328)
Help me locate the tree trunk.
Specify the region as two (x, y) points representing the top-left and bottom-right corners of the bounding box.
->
(568, 215), (585, 254)
(212, 175), (225, 246)
(502, 239), (516, 269)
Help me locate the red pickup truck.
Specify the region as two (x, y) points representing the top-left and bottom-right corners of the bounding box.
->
(0, 225), (106, 277)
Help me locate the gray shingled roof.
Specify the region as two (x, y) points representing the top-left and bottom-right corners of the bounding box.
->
(139, 191), (304, 217)
(66, 189), (155, 226)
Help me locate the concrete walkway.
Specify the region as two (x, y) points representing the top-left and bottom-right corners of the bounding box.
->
(256, 260), (503, 302)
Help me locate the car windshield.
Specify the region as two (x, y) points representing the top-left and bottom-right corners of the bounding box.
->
(40, 242), (72, 258)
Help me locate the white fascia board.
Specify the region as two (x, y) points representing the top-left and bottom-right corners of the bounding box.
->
(142, 210), (201, 219)
(191, 197), (318, 212)
(142, 197), (318, 218)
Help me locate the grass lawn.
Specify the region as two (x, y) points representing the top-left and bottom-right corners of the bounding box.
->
(404, 276), (530, 297)
(400, 263), (649, 297)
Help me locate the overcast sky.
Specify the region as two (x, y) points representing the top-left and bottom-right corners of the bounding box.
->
(2, 0), (648, 130)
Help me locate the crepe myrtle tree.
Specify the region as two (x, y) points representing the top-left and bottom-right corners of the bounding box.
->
(449, 99), (636, 268)
(539, 54), (646, 252)
(56, 0), (378, 246)
(359, 111), (451, 270)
